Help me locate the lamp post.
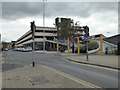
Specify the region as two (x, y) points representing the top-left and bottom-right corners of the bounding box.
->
(43, 0), (47, 52)
(107, 32), (110, 37)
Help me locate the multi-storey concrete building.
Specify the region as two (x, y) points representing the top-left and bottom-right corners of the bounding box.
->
(15, 26), (59, 51)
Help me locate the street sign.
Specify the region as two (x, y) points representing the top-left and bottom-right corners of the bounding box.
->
(84, 33), (89, 37)
(71, 39), (75, 43)
(58, 40), (67, 43)
(53, 39), (67, 43)
(83, 35), (93, 41)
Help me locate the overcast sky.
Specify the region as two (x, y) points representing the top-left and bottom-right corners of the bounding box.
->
(0, 1), (119, 42)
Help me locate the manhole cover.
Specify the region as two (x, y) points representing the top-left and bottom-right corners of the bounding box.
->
(29, 76), (49, 85)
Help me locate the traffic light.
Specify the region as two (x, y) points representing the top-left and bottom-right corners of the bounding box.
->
(30, 21), (36, 40)
(30, 21), (36, 33)
(55, 17), (59, 27)
(83, 26), (89, 34)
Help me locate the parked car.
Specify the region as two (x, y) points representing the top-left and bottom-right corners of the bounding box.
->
(26, 47), (32, 51)
(4, 48), (9, 51)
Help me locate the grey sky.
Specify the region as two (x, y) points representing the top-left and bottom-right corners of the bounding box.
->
(0, 1), (119, 42)
(2, 2), (117, 20)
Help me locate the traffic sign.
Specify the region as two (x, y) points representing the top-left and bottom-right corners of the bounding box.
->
(58, 40), (67, 43)
(84, 33), (89, 37)
(53, 39), (67, 43)
(71, 39), (75, 43)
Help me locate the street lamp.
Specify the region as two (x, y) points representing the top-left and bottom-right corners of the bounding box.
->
(107, 32), (110, 37)
(43, 0), (47, 52)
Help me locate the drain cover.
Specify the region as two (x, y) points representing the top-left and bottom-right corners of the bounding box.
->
(29, 76), (49, 85)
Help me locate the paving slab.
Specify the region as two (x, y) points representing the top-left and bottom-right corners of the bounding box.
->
(2, 64), (88, 88)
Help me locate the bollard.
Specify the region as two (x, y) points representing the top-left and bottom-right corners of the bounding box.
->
(100, 34), (103, 56)
(32, 61), (35, 67)
(68, 38), (70, 53)
(77, 37), (80, 54)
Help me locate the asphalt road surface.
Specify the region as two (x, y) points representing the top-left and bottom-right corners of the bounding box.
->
(2, 51), (119, 88)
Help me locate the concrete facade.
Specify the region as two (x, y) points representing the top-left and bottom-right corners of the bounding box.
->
(15, 27), (58, 51)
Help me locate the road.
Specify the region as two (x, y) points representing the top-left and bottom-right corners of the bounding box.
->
(2, 51), (119, 88)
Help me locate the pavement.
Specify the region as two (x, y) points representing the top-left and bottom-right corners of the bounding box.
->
(66, 54), (119, 70)
(2, 64), (89, 88)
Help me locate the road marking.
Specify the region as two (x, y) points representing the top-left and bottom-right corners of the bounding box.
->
(42, 65), (102, 89)
(68, 60), (119, 72)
